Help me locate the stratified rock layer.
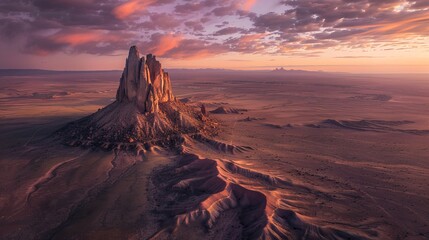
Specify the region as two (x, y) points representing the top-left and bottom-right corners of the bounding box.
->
(57, 46), (217, 149)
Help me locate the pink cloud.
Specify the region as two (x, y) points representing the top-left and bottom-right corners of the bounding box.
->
(50, 30), (122, 46)
(241, 0), (257, 11)
(112, 0), (156, 20)
(148, 34), (183, 56)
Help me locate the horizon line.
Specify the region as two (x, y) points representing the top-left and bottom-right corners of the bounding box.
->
(0, 68), (428, 75)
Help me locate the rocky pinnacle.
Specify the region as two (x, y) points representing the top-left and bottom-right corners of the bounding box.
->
(116, 46), (174, 113)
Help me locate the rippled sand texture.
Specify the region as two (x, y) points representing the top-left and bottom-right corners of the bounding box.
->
(1, 70), (428, 239)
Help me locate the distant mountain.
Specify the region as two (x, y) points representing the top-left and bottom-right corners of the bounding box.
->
(272, 67), (320, 74)
(273, 67), (287, 72)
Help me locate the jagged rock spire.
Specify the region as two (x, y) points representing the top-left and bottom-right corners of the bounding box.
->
(116, 46), (174, 113)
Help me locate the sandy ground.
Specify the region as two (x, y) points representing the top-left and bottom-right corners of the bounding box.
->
(0, 69), (428, 239)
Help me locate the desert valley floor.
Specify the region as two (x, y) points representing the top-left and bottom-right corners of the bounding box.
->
(0, 69), (428, 239)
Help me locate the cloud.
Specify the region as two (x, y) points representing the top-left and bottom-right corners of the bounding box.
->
(213, 27), (245, 36)
(184, 21), (205, 32)
(53, 31), (114, 46)
(211, 5), (237, 16)
(33, 0), (95, 10)
(174, 2), (207, 14)
(144, 34), (183, 56)
(0, 0), (428, 60)
(226, 33), (268, 53)
(139, 33), (228, 59)
(141, 13), (181, 30)
(112, 0), (156, 19)
(24, 28), (132, 55)
(241, 0), (257, 11)
(251, 0), (429, 51)
(161, 39), (227, 59)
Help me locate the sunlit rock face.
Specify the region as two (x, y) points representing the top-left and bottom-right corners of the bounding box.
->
(116, 46), (174, 113)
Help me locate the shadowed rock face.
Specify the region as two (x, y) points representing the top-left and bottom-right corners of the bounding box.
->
(116, 46), (174, 113)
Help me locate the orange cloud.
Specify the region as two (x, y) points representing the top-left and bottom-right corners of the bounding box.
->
(150, 34), (183, 56)
(238, 33), (265, 43)
(52, 31), (120, 46)
(242, 0), (257, 11)
(236, 33), (266, 48)
(229, 33), (267, 53)
(54, 33), (102, 45)
(351, 11), (429, 39)
(113, 0), (156, 20)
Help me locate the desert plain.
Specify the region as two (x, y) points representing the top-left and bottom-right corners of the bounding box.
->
(0, 69), (428, 239)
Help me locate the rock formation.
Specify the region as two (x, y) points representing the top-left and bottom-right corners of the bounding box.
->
(209, 106), (248, 114)
(116, 46), (174, 113)
(57, 46), (217, 150)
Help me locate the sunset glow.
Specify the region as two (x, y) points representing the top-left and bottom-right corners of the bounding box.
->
(0, 0), (428, 73)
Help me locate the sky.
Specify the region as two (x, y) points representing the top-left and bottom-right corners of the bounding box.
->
(0, 0), (428, 73)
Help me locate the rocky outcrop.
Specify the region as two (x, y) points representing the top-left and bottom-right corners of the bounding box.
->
(209, 106), (247, 114)
(116, 46), (174, 113)
(57, 46), (218, 150)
